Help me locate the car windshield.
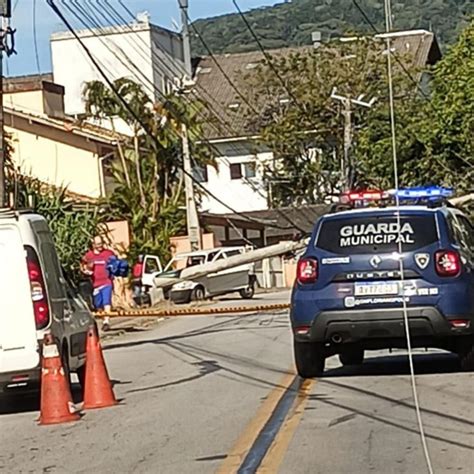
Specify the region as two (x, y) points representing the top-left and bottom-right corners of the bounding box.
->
(316, 214), (439, 255)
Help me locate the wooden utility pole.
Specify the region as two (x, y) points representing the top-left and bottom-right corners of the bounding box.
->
(178, 0), (201, 251)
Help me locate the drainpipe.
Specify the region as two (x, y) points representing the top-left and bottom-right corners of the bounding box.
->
(98, 155), (107, 198)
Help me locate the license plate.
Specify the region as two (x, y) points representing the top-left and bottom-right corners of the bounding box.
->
(354, 282), (399, 296)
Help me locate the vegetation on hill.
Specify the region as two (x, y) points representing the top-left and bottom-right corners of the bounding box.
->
(191, 0), (473, 55)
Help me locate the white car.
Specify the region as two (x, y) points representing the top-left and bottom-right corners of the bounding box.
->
(162, 247), (257, 304)
(0, 210), (94, 395)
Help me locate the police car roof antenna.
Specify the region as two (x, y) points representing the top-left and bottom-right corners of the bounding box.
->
(384, 1), (434, 472)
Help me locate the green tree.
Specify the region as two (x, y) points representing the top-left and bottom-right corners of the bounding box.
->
(414, 18), (474, 194)
(83, 79), (213, 262)
(242, 38), (415, 205)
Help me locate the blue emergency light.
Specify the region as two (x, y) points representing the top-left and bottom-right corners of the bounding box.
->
(389, 186), (454, 200)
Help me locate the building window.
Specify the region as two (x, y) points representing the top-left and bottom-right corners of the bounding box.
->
(193, 164), (208, 183)
(244, 162), (256, 178)
(230, 163), (243, 180)
(230, 162), (256, 180)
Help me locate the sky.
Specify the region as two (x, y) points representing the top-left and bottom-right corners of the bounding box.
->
(5, 0), (285, 77)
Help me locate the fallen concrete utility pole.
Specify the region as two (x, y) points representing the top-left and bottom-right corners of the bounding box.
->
(450, 194), (474, 206)
(153, 239), (308, 288)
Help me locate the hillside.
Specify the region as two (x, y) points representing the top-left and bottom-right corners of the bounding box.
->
(191, 0), (473, 55)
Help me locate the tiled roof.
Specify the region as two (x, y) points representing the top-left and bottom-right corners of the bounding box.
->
(5, 106), (120, 144)
(193, 30), (441, 140)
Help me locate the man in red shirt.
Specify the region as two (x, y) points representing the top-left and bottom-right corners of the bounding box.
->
(81, 236), (115, 331)
(131, 254), (144, 306)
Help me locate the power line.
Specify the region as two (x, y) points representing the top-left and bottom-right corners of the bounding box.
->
(383, 0), (434, 471)
(33, 0), (42, 75)
(231, 0), (304, 111)
(68, 1), (310, 232)
(47, 0), (301, 233)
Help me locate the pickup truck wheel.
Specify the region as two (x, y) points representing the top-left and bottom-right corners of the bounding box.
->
(339, 348), (364, 366)
(294, 340), (325, 378)
(239, 284), (255, 299)
(191, 286), (205, 302)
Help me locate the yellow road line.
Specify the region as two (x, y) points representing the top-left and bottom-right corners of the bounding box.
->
(257, 379), (315, 473)
(216, 372), (296, 474)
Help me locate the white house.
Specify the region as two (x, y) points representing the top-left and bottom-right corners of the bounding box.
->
(4, 74), (118, 200)
(50, 12), (185, 116)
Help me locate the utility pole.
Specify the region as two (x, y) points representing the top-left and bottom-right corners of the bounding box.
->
(330, 88), (376, 191)
(178, 0), (201, 251)
(0, 0), (11, 208)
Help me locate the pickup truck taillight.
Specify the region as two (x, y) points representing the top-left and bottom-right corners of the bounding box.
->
(435, 250), (461, 277)
(25, 246), (50, 330)
(297, 258), (318, 284)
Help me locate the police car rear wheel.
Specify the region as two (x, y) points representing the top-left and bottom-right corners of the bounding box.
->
(339, 347), (364, 366)
(294, 341), (325, 378)
(459, 343), (474, 371)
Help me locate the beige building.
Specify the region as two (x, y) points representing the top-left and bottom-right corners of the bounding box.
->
(4, 74), (117, 200)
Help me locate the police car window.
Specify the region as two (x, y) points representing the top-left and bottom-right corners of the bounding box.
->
(316, 215), (438, 255)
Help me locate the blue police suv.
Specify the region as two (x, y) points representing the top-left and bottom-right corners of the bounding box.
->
(290, 187), (474, 378)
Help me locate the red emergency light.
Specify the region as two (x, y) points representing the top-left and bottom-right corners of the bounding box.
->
(340, 189), (387, 205)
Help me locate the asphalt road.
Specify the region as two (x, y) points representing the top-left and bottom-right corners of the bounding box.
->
(0, 310), (472, 473)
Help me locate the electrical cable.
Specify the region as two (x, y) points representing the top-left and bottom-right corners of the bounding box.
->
(63, 0), (309, 233)
(232, 0), (302, 109)
(32, 0), (42, 76)
(383, 1), (434, 472)
(47, 0), (302, 234)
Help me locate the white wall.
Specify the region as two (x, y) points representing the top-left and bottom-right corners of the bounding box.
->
(6, 123), (102, 199)
(199, 141), (272, 214)
(51, 21), (184, 115)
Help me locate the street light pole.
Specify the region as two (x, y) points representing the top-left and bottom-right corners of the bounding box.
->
(178, 0), (201, 251)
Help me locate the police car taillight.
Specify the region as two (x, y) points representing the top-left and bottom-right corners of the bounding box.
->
(435, 250), (461, 277)
(297, 258), (318, 284)
(25, 246), (50, 330)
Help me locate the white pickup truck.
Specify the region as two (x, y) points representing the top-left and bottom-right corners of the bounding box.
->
(155, 247), (257, 304)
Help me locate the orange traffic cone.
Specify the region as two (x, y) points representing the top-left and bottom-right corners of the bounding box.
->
(39, 334), (80, 425)
(83, 326), (117, 409)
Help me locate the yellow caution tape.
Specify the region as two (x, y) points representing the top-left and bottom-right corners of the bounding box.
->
(93, 303), (290, 319)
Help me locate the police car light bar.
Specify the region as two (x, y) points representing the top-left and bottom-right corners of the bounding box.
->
(340, 190), (388, 204)
(389, 186), (454, 200)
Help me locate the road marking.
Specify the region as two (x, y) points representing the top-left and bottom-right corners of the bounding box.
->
(257, 378), (315, 473)
(216, 372), (296, 474)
